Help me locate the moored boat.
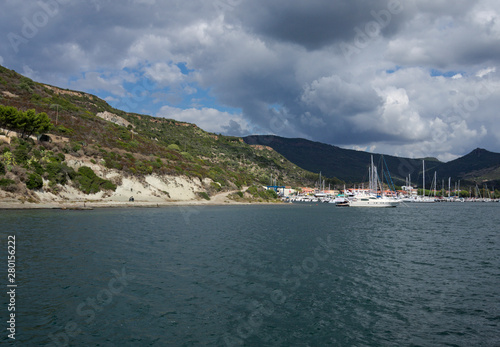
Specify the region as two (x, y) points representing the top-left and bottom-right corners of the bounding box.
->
(347, 155), (400, 208)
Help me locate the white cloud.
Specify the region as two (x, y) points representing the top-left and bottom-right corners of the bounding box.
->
(69, 71), (130, 97)
(476, 67), (496, 78)
(144, 62), (185, 85)
(156, 106), (251, 136)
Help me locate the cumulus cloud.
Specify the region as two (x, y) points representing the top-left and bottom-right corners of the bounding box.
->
(157, 106), (251, 136)
(0, 0), (499, 161)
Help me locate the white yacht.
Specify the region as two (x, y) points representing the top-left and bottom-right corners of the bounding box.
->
(349, 195), (400, 207)
(348, 155), (400, 208)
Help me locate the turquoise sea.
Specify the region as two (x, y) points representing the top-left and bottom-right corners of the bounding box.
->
(1, 203), (499, 346)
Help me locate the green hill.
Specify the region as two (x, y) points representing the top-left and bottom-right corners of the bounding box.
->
(0, 65), (318, 202)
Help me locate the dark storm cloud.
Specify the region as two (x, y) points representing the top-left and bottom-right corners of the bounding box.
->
(232, 0), (408, 50)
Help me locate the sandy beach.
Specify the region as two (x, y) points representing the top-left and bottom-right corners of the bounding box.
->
(0, 188), (267, 210)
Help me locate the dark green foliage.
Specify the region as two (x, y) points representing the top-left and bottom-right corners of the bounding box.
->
(26, 173), (43, 190)
(31, 93), (42, 103)
(198, 192), (210, 200)
(246, 186), (279, 200)
(259, 189), (278, 199)
(210, 182), (222, 192)
(31, 161), (44, 176)
(0, 105), (19, 129)
(71, 143), (81, 152)
(246, 186), (258, 196)
(74, 166), (116, 194)
(0, 105), (52, 138)
(55, 125), (74, 134)
(13, 144), (30, 165)
(0, 162), (5, 175)
(45, 162), (73, 185)
(0, 178), (15, 187)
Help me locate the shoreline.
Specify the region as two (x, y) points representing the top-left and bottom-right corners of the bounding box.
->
(0, 191), (283, 210)
(0, 200), (282, 210)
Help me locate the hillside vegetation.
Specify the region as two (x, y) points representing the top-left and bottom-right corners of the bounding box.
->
(0, 65), (318, 202)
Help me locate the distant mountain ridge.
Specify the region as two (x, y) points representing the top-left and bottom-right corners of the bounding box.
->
(243, 135), (500, 187)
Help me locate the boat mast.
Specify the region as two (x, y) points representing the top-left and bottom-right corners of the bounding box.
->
(422, 160), (425, 198)
(370, 155), (374, 195)
(433, 171), (437, 197)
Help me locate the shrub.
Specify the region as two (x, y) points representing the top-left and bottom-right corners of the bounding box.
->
(101, 180), (117, 191)
(26, 173), (43, 190)
(181, 152), (194, 161)
(74, 166), (116, 194)
(0, 178), (15, 187)
(13, 145), (30, 165)
(0, 178), (17, 192)
(56, 125), (74, 134)
(45, 162), (73, 185)
(167, 144), (180, 151)
(0, 162), (4, 175)
(198, 192), (210, 200)
(246, 186), (259, 196)
(210, 182), (222, 192)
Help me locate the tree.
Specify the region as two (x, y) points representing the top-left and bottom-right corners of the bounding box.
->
(16, 109), (33, 137)
(29, 111), (51, 138)
(0, 105), (20, 134)
(0, 106), (52, 138)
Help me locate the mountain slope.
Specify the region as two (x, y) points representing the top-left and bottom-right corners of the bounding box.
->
(436, 148), (500, 183)
(243, 135), (442, 185)
(244, 135), (500, 187)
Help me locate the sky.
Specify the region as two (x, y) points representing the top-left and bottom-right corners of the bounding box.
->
(1, 0), (499, 161)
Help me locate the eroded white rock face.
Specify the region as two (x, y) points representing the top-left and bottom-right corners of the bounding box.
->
(36, 157), (206, 203)
(96, 111), (135, 129)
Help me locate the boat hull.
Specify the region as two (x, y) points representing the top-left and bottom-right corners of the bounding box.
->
(349, 197), (400, 207)
(349, 201), (399, 207)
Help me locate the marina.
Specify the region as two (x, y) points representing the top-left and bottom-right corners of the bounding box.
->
(278, 157), (500, 206)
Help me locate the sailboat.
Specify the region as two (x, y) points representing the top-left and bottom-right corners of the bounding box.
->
(348, 155), (400, 208)
(405, 160), (435, 203)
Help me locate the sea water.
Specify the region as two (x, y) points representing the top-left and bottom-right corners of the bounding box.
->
(1, 203), (499, 346)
